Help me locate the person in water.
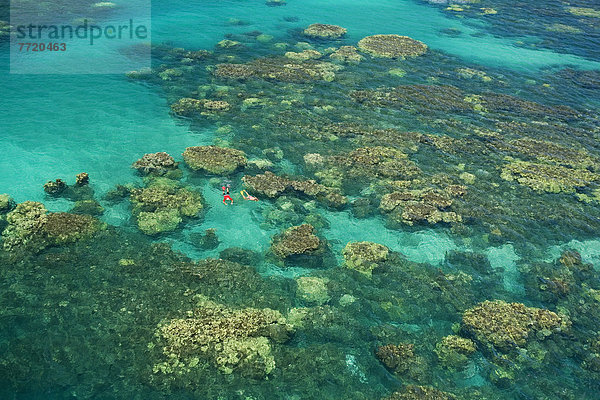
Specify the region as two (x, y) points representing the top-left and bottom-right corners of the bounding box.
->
(240, 190), (258, 201)
(222, 186), (233, 205)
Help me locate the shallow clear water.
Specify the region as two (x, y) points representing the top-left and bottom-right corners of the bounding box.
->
(2, 0), (600, 398)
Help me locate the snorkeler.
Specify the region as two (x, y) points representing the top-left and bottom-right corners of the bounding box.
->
(222, 185), (233, 205)
(240, 190), (259, 201)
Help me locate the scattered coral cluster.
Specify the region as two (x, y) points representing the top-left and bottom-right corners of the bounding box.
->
(342, 241), (389, 275)
(434, 335), (476, 370)
(2, 201), (102, 253)
(0, 193), (15, 213)
(214, 58), (341, 82)
(329, 46), (364, 63)
(379, 186), (465, 225)
(295, 276), (330, 305)
(183, 146), (247, 175)
(129, 179), (204, 235)
(132, 152), (179, 177)
(376, 343), (419, 375)
(461, 300), (569, 351)
(171, 98), (232, 116)
(242, 171), (347, 207)
(501, 160), (599, 194)
(270, 224), (323, 259)
(352, 84), (578, 120)
(303, 23), (347, 39)
(155, 296), (293, 378)
(358, 34), (428, 58)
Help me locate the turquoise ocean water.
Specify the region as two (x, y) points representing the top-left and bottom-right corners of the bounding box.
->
(1, 0), (600, 398)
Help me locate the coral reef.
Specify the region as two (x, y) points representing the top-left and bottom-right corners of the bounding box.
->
(214, 58), (341, 82)
(155, 296), (292, 378)
(457, 67), (491, 82)
(42, 212), (101, 245)
(270, 224), (322, 259)
(2, 202), (101, 252)
(389, 68), (406, 77)
(4, 18), (598, 399)
(171, 98), (231, 117)
(352, 85), (578, 120)
(379, 186), (465, 226)
(302, 23), (347, 39)
(137, 209), (182, 235)
(434, 335), (476, 369)
(132, 152), (178, 176)
(342, 241), (389, 276)
(296, 276), (330, 305)
(1, 201), (48, 252)
(42, 174), (96, 201)
(243, 171), (290, 197)
(503, 138), (598, 170)
(558, 249), (593, 273)
(461, 300), (569, 351)
(104, 184), (132, 203)
(130, 181), (203, 217)
(219, 247), (262, 266)
(75, 172), (89, 186)
(546, 24), (582, 34)
(43, 179), (67, 195)
(330, 146), (421, 180)
(500, 160), (599, 194)
(285, 49), (322, 61)
(70, 199), (104, 216)
(351, 85), (471, 113)
(358, 34), (428, 58)
(129, 179), (204, 235)
(182, 145), (247, 175)
(158, 67), (183, 81)
(329, 46), (364, 63)
(0, 194), (15, 213)
(522, 255), (578, 302)
(217, 39), (241, 49)
(242, 171), (347, 208)
(476, 92), (579, 120)
(557, 68), (600, 89)
(383, 385), (456, 400)
(566, 7), (600, 17)
(180, 258), (292, 310)
(260, 196), (323, 230)
(376, 343), (415, 374)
